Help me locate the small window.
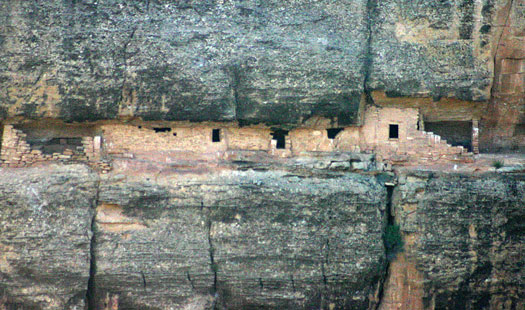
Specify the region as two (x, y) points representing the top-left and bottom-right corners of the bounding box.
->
(271, 129), (288, 149)
(153, 127), (171, 133)
(327, 128), (344, 139)
(212, 129), (221, 142)
(389, 124), (399, 139)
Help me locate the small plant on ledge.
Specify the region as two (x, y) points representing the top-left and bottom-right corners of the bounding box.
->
(492, 160), (504, 169)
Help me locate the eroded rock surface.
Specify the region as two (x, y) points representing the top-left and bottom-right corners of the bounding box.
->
(94, 168), (387, 309)
(392, 172), (525, 310)
(0, 161), (524, 309)
(0, 165), (97, 310)
(0, 0), (368, 125)
(1, 0), (519, 127)
(369, 0), (503, 101)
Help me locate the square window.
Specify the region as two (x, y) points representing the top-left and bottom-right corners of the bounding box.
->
(389, 124), (399, 139)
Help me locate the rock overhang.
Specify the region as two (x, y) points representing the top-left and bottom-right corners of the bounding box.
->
(0, 0), (504, 125)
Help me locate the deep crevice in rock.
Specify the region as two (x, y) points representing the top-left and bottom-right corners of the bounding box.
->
(363, 0), (378, 108)
(374, 183), (396, 310)
(203, 201), (218, 305)
(85, 178), (100, 310)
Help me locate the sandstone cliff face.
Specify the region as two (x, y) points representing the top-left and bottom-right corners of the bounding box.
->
(369, 0), (498, 101)
(94, 168), (387, 309)
(1, 163), (523, 310)
(481, 0), (525, 152)
(0, 0), (369, 125)
(0, 165), (97, 310)
(1, 0), (521, 131)
(383, 172), (525, 310)
(0, 164), (388, 309)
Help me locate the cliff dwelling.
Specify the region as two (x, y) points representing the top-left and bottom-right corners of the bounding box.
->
(1, 1), (524, 309)
(0, 107), (478, 171)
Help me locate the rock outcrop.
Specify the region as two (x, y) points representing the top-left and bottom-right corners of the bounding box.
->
(0, 1), (524, 309)
(382, 172), (525, 310)
(0, 161), (523, 309)
(0, 165), (97, 310)
(94, 167), (387, 309)
(369, 0), (498, 101)
(1, 1), (522, 130)
(0, 0), (369, 125)
(0, 163), (389, 309)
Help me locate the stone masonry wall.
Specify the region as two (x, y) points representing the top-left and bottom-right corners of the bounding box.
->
(360, 107), (473, 165)
(0, 106), (476, 170)
(1, 107), (474, 169)
(0, 124), (109, 171)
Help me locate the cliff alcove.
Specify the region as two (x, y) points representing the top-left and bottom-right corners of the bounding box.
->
(0, 0), (524, 309)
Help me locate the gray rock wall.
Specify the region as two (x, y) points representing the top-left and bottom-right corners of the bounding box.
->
(0, 0), (369, 125)
(394, 172), (525, 309)
(368, 0), (499, 101)
(95, 170), (387, 309)
(0, 165), (97, 310)
(0, 164), (524, 309)
(0, 0), (511, 124)
(0, 164), (388, 309)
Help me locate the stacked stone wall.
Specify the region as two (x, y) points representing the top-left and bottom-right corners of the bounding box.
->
(1, 107), (475, 169)
(360, 107), (473, 165)
(0, 125), (109, 171)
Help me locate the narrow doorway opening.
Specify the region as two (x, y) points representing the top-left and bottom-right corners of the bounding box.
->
(212, 129), (221, 142)
(271, 130), (288, 149)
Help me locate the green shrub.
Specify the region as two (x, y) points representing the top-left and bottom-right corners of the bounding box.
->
(384, 224), (404, 258)
(492, 160), (504, 169)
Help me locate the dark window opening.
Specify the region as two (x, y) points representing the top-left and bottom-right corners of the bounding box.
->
(153, 127), (171, 133)
(28, 137), (84, 155)
(389, 124), (399, 139)
(271, 129), (288, 149)
(138, 126), (142, 129)
(327, 128), (344, 139)
(0, 124), (3, 153)
(425, 121), (472, 152)
(212, 129), (221, 142)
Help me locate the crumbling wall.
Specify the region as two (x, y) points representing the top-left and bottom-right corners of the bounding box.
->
(1, 107), (476, 170)
(289, 128), (361, 154)
(0, 124), (108, 171)
(360, 107), (472, 165)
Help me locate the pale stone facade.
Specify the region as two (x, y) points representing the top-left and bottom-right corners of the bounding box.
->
(0, 124), (109, 171)
(0, 107), (473, 170)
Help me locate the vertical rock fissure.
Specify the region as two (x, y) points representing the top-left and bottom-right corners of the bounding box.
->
(203, 202), (218, 305)
(363, 0), (378, 107)
(227, 64), (242, 123)
(491, 0), (514, 97)
(374, 184), (396, 310)
(86, 178), (100, 310)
